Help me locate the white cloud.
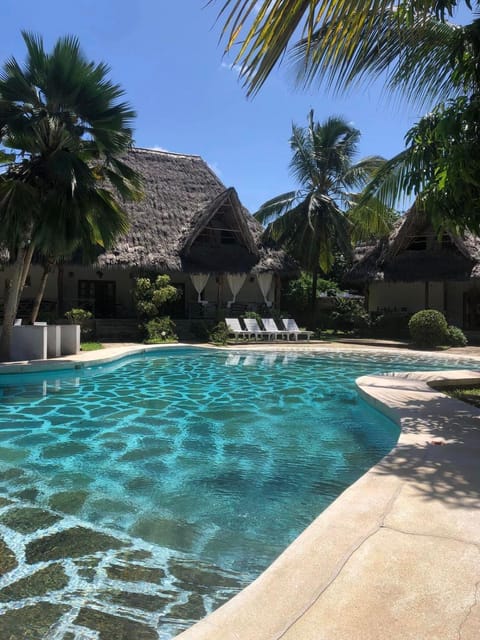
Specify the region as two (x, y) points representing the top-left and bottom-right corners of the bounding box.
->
(147, 145), (170, 152)
(220, 60), (243, 76)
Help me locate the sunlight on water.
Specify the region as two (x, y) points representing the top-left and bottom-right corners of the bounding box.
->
(0, 348), (476, 638)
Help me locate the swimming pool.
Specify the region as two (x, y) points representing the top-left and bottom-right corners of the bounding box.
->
(0, 347), (477, 638)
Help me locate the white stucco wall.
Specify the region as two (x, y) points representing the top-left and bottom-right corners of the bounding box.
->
(368, 282), (428, 314)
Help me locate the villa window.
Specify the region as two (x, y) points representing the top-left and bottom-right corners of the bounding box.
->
(406, 236), (427, 251)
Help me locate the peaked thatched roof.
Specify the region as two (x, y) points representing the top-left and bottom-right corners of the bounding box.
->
(95, 148), (295, 274)
(346, 205), (480, 284)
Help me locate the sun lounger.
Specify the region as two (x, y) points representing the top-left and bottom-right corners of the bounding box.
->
(262, 318), (289, 341)
(281, 318), (314, 341)
(242, 318), (272, 340)
(225, 318), (253, 340)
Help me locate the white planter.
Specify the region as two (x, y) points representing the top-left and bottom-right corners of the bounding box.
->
(11, 325), (48, 361)
(60, 325), (80, 356)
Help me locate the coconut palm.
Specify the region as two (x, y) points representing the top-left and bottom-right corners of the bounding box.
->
(214, 1), (477, 101)
(0, 32), (142, 360)
(255, 112), (389, 309)
(215, 1), (480, 230)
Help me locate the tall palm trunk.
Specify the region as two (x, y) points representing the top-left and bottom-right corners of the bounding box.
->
(0, 242), (34, 361)
(310, 222), (323, 311)
(30, 260), (53, 324)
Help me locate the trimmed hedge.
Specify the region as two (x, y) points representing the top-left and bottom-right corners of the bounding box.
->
(408, 310), (448, 347)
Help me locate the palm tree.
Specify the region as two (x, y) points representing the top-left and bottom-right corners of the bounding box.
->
(214, 1), (480, 230)
(254, 112), (389, 309)
(213, 1), (477, 101)
(0, 32), (142, 360)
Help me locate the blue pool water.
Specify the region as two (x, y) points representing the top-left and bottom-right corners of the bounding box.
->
(0, 347), (477, 637)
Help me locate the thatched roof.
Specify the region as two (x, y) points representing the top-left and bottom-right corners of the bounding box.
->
(95, 148), (295, 274)
(346, 205), (480, 284)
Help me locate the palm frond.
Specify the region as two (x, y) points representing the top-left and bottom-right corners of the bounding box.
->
(254, 191), (298, 225)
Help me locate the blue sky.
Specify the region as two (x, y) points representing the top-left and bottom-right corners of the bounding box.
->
(0, 1), (467, 213)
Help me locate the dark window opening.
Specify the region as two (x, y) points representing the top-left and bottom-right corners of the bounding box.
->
(407, 236), (427, 251)
(220, 229), (237, 244)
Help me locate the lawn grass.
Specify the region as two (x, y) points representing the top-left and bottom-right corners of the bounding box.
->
(441, 386), (480, 409)
(80, 342), (104, 351)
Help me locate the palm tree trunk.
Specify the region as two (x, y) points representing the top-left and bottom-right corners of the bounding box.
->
(0, 245), (32, 361)
(30, 263), (51, 324)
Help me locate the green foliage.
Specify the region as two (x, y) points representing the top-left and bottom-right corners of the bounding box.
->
(209, 321), (230, 345)
(329, 298), (370, 332)
(242, 311), (262, 322)
(144, 317), (177, 343)
(284, 273), (339, 311)
(408, 310), (449, 347)
(255, 112), (391, 310)
(446, 325), (467, 347)
(404, 96), (480, 232)
(134, 275), (180, 320)
(65, 308), (94, 341)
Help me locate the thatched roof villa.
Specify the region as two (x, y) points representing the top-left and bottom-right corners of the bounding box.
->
(12, 148), (296, 325)
(346, 205), (480, 329)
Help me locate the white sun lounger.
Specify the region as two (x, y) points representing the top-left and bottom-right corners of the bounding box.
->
(225, 318), (253, 340)
(242, 318), (271, 340)
(282, 318), (314, 341)
(261, 318), (289, 341)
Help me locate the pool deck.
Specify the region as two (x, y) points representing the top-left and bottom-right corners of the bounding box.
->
(2, 342), (480, 639)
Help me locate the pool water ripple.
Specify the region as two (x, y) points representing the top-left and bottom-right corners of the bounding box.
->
(0, 347), (478, 638)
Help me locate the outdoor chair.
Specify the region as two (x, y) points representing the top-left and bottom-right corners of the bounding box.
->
(225, 318), (254, 341)
(243, 317), (272, 340)
(281, 318), (314, 341)
(261, 318), (289, 341)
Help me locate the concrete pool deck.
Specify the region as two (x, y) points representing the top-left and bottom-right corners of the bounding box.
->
(1, 342), (480, 639)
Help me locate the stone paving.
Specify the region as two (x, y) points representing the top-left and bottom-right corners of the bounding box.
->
(0, 497), (242, 639)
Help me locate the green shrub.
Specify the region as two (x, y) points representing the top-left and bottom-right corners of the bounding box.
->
(144, 317), (177, 343)
(284, 272), (340, 311)
(447, 325), (468, 347)
(209, 321), (230, 345)
(330, 298), (370, 333)
(408, 310), (448, 347)
(133, 275), (180, 320)
(65, 308), (94, 341)
(242, 311), (262, 323)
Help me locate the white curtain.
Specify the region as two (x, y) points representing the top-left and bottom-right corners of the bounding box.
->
(226, 273), (247, 307)
(190, 273), (210, 303)
(257, 272), (273, 307)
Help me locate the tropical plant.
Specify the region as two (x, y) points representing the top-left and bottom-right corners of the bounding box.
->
(64, 307), (94, 341)
(214, 1), (480, 231)
(144, 317), (178, 343)
(447, 324), (468, 347)
(255, 111), (390, 309)
(214, 1), (475, 100)
(284, 272), (339, 311)
(133, 275), (180, 320)
(209, 321), (230, 345)
(0, 32), (142, 360)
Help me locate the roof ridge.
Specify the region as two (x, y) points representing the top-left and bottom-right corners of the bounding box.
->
(131, 147), (202, 160)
